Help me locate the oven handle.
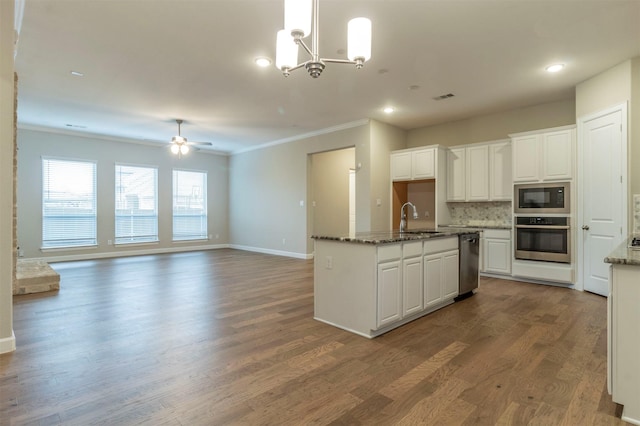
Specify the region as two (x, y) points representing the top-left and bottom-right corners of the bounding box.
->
(515, 225), (571, 230)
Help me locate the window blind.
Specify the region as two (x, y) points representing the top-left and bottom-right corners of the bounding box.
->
(42, 158), (97, 248)
(173, 169), (207, 241)
(115, 164), (158, 244)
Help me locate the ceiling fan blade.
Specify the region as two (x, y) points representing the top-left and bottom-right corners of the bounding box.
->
(189, 141), (213, 146)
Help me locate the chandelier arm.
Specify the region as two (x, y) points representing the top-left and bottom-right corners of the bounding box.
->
(321, 58), (356, 65)
(296, 38), (313, 58)
(287, 61), (309, 73)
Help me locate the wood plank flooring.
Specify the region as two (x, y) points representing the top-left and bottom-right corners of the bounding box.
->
(0, 249), (626, 425)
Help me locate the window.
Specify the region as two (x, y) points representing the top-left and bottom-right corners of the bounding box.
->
(173, 169), (207, 241)
(115, 164), (158, 244)
(42, 158), (97, 248)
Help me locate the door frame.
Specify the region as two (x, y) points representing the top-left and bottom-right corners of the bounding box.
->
(576, 102), (628, 292)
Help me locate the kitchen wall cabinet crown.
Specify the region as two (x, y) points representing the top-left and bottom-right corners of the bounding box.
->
(510, 125), (575, 182)
(446, 139), (511, 202)
(391, 146), (436, 181)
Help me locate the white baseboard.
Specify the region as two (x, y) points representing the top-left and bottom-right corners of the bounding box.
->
(229, 244), (313, 260)
(30, 244), (230, 263)
(0, 330), (16, 354)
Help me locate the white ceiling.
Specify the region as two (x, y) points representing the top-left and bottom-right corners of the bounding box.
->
(14, 0), (640, 154)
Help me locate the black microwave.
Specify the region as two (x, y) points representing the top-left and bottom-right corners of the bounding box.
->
(514, 182), (570, 214)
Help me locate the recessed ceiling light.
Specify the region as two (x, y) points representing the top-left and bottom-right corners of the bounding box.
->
(70, 71), (84, 77)
(545, 64), (565, 73)
(383, 107), (395, 114)
(255, 57), (272, 67)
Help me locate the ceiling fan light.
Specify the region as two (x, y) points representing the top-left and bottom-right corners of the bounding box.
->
(276, 29), (299, 71)
(180, 144), (190, 155)
(284, 0), (312, 38)
(170, 144), (180, 155)
(347, 17), (372, 63)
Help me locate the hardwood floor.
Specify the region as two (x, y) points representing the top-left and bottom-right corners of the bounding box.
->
(1, 249), (626, 425)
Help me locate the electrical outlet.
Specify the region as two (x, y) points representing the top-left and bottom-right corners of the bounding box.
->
(108, 239), (113, 245)
(424, 210), (430, 218)
(325, 256), (333, 269)
(282, 238), (286, 245)
(215, 234), (219, 239)
(18, 249), (24, 257)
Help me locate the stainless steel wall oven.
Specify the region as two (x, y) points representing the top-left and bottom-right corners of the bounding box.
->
(514, 216), (571, 263)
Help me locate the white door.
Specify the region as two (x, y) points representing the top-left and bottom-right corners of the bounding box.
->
(580, 105), (626, 296)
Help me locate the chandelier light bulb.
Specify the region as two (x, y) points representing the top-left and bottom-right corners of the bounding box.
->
(276, 29), (298, 72)
(171, 144), (180, 154)
(284, 0), (312, 38)
(347, 17), (372, 64)
(180, 144), (190, 155)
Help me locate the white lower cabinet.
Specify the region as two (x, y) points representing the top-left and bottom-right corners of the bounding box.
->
(482, 229), (512, 275)
(377, 260), (402, 328)
(424, 249), (459, 308)
(314, 237), (459, 339)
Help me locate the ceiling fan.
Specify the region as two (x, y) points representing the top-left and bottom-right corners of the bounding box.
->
(170, 119), (212, 156)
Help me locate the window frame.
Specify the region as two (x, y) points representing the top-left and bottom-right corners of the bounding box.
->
(41, 156), (98, 250)
(172, 168), (208, 242)
(114, 163), (159, 245)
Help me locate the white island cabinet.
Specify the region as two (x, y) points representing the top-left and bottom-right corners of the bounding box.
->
(605, 243), (640, 425)
(313, 234), (461, 338)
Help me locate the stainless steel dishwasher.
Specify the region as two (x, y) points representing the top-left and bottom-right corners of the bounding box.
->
(457, 232), (479, 299)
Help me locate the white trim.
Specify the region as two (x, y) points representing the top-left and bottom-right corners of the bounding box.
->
(29, 244), (230, 263)
(0, 330), (16, 354)
(229, 244), (312, 260)
(576, 102), (628, 292)
(231, 119), (371, 155)
(18, 124), (229, 156)
(508, 124), (576, 139)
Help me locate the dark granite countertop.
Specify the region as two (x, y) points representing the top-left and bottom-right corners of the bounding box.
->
(604, 238), (640, 266)
(311, 228), (480, 245)
(438, 224), (512, 230)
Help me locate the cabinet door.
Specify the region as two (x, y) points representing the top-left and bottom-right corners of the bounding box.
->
(423, 253), (443, 308)
(391, 152), (412, 181)
(447, 148), (466, 201)
(466, 145), (489, 201)
(413, 148), (435, 179)
(489, 142), (512, 200)
(403, 256), (423, 316)
(442, 250), (460, 300)
(377, 260), (402, 327)
(512, 135), (540, 182)
(484, 238), (511, 274)
(542, 129), (573, 180)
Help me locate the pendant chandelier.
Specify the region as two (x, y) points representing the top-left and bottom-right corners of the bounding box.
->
(275, 0), (372, 78)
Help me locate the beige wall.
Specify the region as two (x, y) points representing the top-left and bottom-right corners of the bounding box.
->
(17, 128), (229, 260)
(0, 0), (15, 353)
(230, 122), (371, 257)
(407, 98), (576, 148)
(310, 148), (355, 237)
(370, 120), (408, 230)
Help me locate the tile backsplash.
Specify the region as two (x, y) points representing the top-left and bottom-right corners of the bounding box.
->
(446, 202), (512, 227)
(634, 194), (640, 234)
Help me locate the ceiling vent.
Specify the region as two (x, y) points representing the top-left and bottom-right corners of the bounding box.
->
(433, 93), (455, 101)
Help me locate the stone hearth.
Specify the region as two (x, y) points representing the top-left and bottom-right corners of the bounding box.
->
(14, 260), (60, 295)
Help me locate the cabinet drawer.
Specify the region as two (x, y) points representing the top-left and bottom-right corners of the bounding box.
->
(423, 237), (458, 255)
(378, 244), (402, 262)
(483, 229), (511, 239)
(403, 241), (423, 257)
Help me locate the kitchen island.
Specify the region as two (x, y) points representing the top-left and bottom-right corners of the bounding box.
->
(312, 229), (477, 338)
(604, 240), (640, 425)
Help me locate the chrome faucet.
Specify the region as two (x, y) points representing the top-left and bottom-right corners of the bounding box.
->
(399, 202), (419, 233)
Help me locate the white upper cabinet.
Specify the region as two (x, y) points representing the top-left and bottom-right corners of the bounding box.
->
(489, 142), (512, 200)
(446, 148), (465, 201)
(511, 126), (575, 182)
(447, 140), (511, 202)
(466, 145), (489, 201)
(391, 147), (436, 181)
